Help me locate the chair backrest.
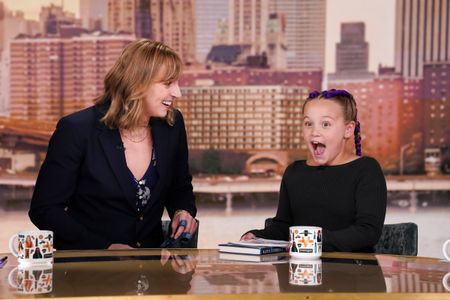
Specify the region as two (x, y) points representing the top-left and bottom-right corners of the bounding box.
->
(161, 219), (199, 248)
(374, 222), (418, 256)
(265, 217), (275, 228)
(265, 218), (418, 256)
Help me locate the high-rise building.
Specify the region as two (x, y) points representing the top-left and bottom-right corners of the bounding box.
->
(63, 33), (134, 115)
(423, 62), (450, 149)
(328, 22), (374, 81)
(107, 0), (133, 34)
(0, 1), (4, 51)
(1, 9), (39, 51)
(196, 0), (228, 62)
(395, 0), (450, 78)
(180, 67), (322, 92)
(80, 0), (108, 30)
(10, 32), (134, 121)
(266, 13), (287, 69)
(177, 84), (308, 151)
(150, 0), (196, 64)
(107, 0), (151, 38)
(336, 22), (369, 74)
(108, 0), (196, 64)
(10, 37), (65, 121)
(39, 3), (81, 35)
(400, 77), (425, 173)
(228, 0), (269, 55)
(0, 7), (40, 115)
(269, 0), (326, 70)
(0, 50), (8, 115)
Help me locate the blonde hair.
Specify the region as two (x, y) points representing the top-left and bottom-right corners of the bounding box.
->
(94, 39), (182, 128)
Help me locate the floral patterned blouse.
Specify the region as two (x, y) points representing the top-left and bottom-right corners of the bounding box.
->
(128, 148), (158, 212)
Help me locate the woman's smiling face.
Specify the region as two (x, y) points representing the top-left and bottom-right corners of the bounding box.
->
(302, 99), (355, 166)
(142, 79), (181, 119)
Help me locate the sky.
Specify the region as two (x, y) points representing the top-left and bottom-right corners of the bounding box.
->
(2, 0), (396, 73)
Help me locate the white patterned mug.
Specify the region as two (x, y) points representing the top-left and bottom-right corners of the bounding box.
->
(8, 230), (53, 265)
(8, 264), (53, 294)
(443, 239), (450, 261)
(289, 226), (322, 259)
(289, 258), (322, 286)
(443, 272), (450, 292)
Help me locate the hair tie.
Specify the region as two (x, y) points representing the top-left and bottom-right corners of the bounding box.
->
(354, 121), (362, 156)
(308, 91), (320, 99)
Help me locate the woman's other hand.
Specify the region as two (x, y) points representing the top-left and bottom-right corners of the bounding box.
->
(108, 243), (133, 250)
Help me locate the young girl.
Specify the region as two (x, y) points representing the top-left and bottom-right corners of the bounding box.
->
(241, 89), (387, 252)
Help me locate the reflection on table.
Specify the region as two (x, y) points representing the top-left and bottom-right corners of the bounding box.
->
(1, 249), (449, 299)
(52, 256), (194, 296)
(278, 257), (386, 292)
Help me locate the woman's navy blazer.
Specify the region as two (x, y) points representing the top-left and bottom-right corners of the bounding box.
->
(29, 103), (196, 250)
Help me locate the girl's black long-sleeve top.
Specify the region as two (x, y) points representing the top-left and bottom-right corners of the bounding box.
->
(250, 157), (387, 252)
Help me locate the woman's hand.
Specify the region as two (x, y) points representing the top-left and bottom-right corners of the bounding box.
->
(160, 249), (197, 274)
(170, 254), (196, 274)
(171, 210), (197, 239)
(240, 232), (256, 241)
(108, 243), (133, 250)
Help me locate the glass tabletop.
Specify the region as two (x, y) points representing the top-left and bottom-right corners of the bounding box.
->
(0, 249), (449, 299)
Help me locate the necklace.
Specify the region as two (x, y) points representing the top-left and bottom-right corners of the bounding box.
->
(120, 128), (150, 143)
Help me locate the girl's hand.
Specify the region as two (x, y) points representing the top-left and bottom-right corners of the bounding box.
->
(240, 232), (256, 241)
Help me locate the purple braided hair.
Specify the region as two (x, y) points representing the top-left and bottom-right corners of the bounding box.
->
(305, 89), (362, 156)
(354, 121), (362, 156)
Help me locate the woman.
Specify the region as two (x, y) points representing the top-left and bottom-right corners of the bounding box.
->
(29, 39), (197, 250)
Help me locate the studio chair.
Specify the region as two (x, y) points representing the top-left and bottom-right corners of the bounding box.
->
(265, 217), (275, 228)
(265, 218), (418, 256)
(374, 222), (418, 256)
(161, 219), (199, 248)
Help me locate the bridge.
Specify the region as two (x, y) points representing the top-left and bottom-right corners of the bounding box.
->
(191, 175), (450, 213)
(2, 174), (449, 214)
(3, 175), (450, 191)
(192, 176), (450, 193)
(0, 117), (54, 151)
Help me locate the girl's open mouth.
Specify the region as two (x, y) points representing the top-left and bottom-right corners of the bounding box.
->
(312, 141), (326, 156)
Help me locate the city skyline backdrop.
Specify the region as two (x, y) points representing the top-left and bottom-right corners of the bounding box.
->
(0, 1), (448, 262)
(0, 0), (448, 176)
(1, 0), (395, 74)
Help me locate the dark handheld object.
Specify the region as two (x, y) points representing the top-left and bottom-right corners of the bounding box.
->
(0, 256), (7, 268)
(160, 232), (193, 248)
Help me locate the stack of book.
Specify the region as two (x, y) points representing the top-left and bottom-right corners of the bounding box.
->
(219, 252), (288, 263)
(218, 238), (289, 256)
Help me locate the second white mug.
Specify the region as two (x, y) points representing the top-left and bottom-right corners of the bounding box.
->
(443, 239), (450, 261)
(8, 230), (53, 265)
